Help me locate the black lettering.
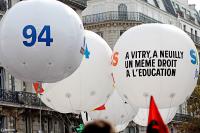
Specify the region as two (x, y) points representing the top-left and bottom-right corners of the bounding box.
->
(125, 52), (129, 60)
(125, 60), (133, 68)
(126, 70), (130, 77)
(153, 51), (158, 58)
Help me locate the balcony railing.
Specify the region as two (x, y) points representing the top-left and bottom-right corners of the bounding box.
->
(0, 88), (194, 123)
(82, 11), (161, 24)
(83, 11), (200, 46)
(0, 89), (46, 108)
(173, 113), (191, 122)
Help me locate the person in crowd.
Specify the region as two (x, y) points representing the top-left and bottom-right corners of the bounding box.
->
(82, 120), (115, 133)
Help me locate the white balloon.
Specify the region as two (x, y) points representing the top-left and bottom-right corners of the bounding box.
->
(113, 24), (199, 108)
(86, 91), (138, 130)
(41, 30), (113, 113)
(81, 111), (128, 132)
(115, 123), (129, 132)
(133, 107), (178, 126)
(0, 0), (84, 82)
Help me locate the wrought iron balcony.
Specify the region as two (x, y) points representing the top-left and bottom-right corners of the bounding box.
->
(82, 11), (161, 24)
(173, 113), (191, 122)
(0, 89), (47, 108)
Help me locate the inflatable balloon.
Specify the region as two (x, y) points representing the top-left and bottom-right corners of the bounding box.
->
(115, 123), (129, 132)
(85, 91), (138, 131)
(113, 24), (199, 108)
(81, 111), (129, 132)
(41, 30), (113, 113)
(0, 0), (84, 82)
(133, 107), (178, 126)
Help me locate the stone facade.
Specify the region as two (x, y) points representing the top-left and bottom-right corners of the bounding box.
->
(85, 22), (140, 49)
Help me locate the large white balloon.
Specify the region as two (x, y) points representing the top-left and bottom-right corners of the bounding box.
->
(41, 30), (113, 113)
(133, 107), (178, 126)
(113, 24), (199, 108)
(0, 0), (84, 82)
(86, 91), (138, 132)
(115, 123), (129, 132)
(81, 111), (129, 133)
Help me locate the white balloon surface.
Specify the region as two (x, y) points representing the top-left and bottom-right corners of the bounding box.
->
(85, 91), (138, 132)
(133, 107), (178, 126)
(113, 24), (199, 108)
(115, 123), (129, 132)
(81, 111), (129, 133)
(41, 30), (113, 113)
(0, 0), (84, 82)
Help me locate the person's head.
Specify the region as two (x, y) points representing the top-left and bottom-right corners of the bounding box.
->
(82, 120), (115, 133)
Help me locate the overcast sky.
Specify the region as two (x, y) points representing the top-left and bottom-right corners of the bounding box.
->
(188, 0), (200, 11)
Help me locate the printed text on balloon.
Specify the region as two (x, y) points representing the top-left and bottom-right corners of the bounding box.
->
(23, 25), (53, 47)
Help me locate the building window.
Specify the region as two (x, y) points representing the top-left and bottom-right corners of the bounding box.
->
(195, 30), (197, 41)
(179, 105), (182, 113)
(48, 118), (53, 132)
(183, 25), (186, 31)
(153, 0), (160, 8)
(120, 30), (126, 36)
(172, 1), (175, 7)
(0, 67), (5, 90)
(118, 3), (128, 20)
(175, 4), (180, 10)
(8, 74), (15, 91)
(0, 0), (7, 11)
(7, 0), (12, 9)
(191, 28), (194, 40)
(7, 116), (16, 131)
(96, 32), (103, 38)
(22, 81), (26, 91)
(25, 116), (32, 133)
(0, 116), (4, 130)
(182, 7), (186, 15)
(187, 10), (191, 16)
